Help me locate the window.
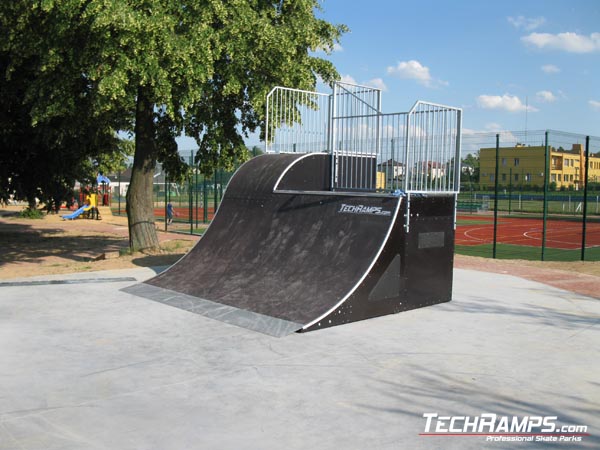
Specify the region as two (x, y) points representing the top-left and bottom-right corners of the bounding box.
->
(558, 174), (562, 181)
(514, 158), (520, 166)
(525, 173), (531, 182)
(565, 159), (570, 167)
(514, 173), (519, 182)
(490, 175), (494, 182)
(502, 173), (507, 181)
(502, 158), (507, 166)
(551, 174), (556, 182)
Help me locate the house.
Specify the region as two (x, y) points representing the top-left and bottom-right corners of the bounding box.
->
(107, 167), (172, 197)
(377, 159), (405, 188)
(418, 161), (446, 180)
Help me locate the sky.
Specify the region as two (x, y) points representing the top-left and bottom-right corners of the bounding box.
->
(179, 0), (600, 150)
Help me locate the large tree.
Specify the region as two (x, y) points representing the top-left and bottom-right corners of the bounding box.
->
(0, 52), (128, 210)
(0, 2), (131, 209)
(2, 1), (346, 250)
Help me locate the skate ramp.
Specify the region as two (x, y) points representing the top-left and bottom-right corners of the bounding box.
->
(123, 153), (454, 336)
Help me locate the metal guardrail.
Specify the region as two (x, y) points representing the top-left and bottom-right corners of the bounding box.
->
(266, 81), (462, 194)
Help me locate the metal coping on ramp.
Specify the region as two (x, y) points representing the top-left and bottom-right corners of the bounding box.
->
(122, 284), (302, 338)
(0, 277), (138, 287)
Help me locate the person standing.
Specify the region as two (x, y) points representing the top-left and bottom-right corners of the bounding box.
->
(167, 202), (175, 225)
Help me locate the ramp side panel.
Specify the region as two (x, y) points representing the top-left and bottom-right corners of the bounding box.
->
(303, 195), (455, 332)
(402, 195), (455, 308)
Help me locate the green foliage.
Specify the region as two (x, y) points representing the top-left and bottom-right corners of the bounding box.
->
(0, 3), (133, 208)
(1, 0), (347, 248)
(461, 152), (480, 183)
(18, 208), (44, 219)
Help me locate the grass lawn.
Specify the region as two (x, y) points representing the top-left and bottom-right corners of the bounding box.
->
(455, 243), (600, 261)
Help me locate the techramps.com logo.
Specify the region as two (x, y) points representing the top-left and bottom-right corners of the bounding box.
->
(420, 413), (590, 444)
(338, 203), (392, 216)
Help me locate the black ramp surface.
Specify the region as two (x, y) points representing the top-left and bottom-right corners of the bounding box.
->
(141, 154), (399, 330)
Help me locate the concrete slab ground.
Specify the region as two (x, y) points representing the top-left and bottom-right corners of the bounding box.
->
(0, 268), (598, 450)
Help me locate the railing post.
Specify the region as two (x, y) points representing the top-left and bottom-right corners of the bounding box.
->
(329, 89), (336, 191)
(454, 109), (462, 192)
(403, 112), (411, 192)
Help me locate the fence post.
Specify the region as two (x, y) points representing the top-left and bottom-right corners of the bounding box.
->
(493, 134), (500, 259)
(164, 174), (168, 232)
(213, 169), (218, 215)
(508, 167), (512, 215)
(117, 170), (121, 215)
(195, 154), (199, 229)
(541, 131), (549, 261)
(581, 135), (590, 261)
(189, 150), (193, 235)
(203, 176), (208, 223)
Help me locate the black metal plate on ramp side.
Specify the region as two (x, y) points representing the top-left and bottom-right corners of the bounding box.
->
(123, 154), (455, 336)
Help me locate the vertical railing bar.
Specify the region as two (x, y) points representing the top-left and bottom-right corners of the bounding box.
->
(404, 112), (409, 192)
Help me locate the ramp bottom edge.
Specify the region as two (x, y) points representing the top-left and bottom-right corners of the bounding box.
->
(121, 283), (302, 338)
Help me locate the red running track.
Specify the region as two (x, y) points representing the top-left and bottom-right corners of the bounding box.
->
(456, 215), (600, 250)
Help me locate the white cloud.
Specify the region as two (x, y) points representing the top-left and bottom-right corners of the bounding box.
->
(462, 124), (506, 136)
(476, 94), (539, 112)
(387, 60), (430, 83)
(484, 123), (505, 132)
(365, 78), (387, 91)
(508, 15), (546, 31)
(536, 90), (557, 103)
(340, 75), (387, 91)
(541, 64), (560, 74)
(522, 32), (600, 53)
(589, 100), (600, 111)
(340, 74), (358, 85)
(338, 75), (387, 91)
(333, 43), (343, 52)
(386, 60), (447, 88)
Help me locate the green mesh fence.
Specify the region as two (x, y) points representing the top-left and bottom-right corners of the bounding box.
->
(458, 130), (600, 261)
(108, 133), (600, 261)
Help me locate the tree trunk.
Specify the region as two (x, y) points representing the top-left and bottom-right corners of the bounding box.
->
(126, 86), (160, 251)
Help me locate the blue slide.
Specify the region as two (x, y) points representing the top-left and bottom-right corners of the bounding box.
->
(61, 205), (91, 220)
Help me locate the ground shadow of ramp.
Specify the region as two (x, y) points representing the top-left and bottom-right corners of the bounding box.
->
(122, 154), (455, 336)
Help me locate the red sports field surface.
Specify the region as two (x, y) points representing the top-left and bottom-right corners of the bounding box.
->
(456, 215), (600, 250)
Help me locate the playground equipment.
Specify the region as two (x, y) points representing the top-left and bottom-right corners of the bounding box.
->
(124, 82), (462, 336)
(96, 173), (111, 207)
(63, 191), (101, 220)
(61, 204), (93, 220)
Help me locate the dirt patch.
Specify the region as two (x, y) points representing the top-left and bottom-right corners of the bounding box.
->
(1, 205), (598, 299)
(0, 206), (199, 279)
